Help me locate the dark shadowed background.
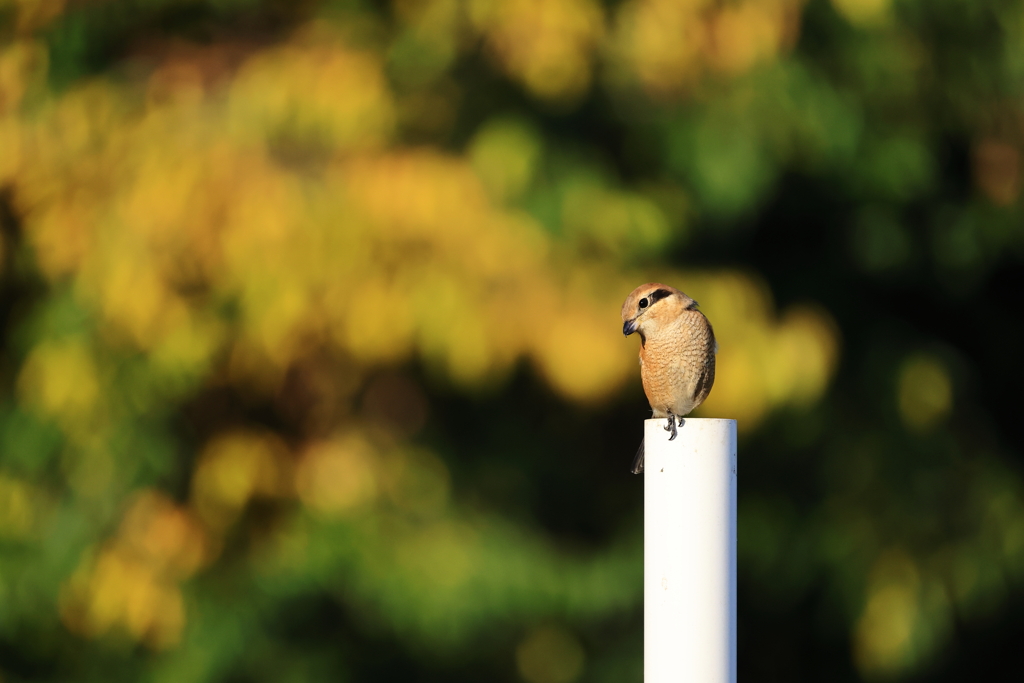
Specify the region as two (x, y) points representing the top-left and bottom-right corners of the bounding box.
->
(1, 0), (1023, 681)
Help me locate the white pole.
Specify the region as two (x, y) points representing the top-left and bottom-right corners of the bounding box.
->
(645, 417), (737, 683)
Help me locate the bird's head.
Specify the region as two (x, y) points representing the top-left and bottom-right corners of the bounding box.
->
(621, 283), (697, 339)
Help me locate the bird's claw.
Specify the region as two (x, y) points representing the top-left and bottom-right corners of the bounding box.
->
(664, 414), (678, 441)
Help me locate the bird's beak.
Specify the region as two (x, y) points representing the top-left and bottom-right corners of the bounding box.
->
(623, 319), (637, 336)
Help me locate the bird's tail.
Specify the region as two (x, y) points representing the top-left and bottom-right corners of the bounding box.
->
(631, 439), (644, 474)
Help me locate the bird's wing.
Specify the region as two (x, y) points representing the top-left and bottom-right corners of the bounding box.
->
(694, 353), (716, 407)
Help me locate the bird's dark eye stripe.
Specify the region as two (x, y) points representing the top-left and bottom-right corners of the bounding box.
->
(648, 289), (672, 305)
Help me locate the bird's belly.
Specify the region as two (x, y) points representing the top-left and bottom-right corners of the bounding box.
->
(641, 361), (699, 416)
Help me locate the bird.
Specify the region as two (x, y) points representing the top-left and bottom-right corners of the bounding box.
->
(621, 283), (717, 474)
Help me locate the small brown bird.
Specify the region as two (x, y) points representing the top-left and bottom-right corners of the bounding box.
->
(621, 283), (717, 474)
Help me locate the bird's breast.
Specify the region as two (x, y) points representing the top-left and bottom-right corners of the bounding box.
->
(638, 313), (715, 416)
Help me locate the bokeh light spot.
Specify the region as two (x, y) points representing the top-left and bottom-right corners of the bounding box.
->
(470, 118), (543, 203)
(516, 625), (586, 683)
(897, 354), (952, 433)
(831, 0), (891, 26)
(295, 434), (378, 516)
(192, 432), (291, 529)
(17, 338), (101, 424)
(0, 474), (37, 538)
(854, 549), (922, 677)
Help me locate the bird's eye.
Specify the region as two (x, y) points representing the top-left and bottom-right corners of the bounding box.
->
(639, 298), (649, 309)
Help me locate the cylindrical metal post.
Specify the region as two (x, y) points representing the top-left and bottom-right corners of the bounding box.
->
(644, 417), (737, 683)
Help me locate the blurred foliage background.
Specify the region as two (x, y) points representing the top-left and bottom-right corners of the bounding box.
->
(0, 0), (1023, 681)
